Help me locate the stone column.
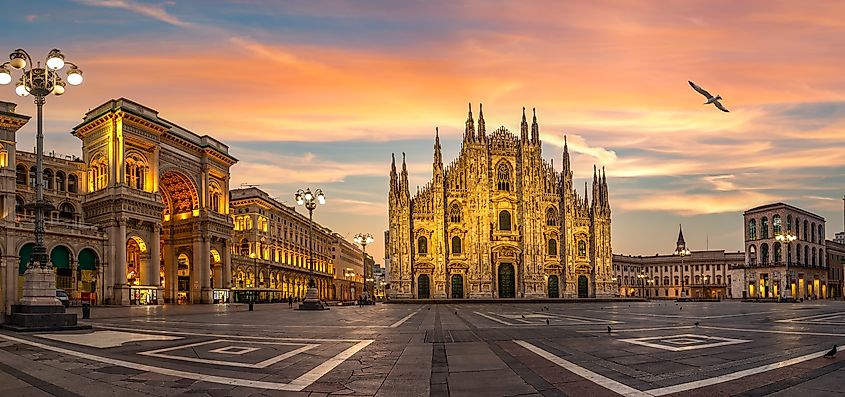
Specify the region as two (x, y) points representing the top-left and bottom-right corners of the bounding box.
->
(197, 237), (211, 303)
(150, 225), (162, 304)
(222, 241), (231, 289)
(113, 219), (128, 305)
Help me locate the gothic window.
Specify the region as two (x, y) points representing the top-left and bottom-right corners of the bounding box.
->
(56, 171), (66, 191)
(43, 168), (53, 190)
(451, 236), (462, 254)
(748, 219), (756, 239)
(499, 210), (511, 231)
(786, 215), (792, 232)
(15, 164), (26, 185)
(773, 215), (781, 235)
(546, 207), (557, 226)
(449, 203), (461, 223)
(496, 162), (511, 191)
(67, 174), (78, 193)
(578, 240), (586, 257)
(547, 239), (557, 256)
(417, 236), (428, 255)
(239, 238), (250, 256)
(761, 217), (769, 239)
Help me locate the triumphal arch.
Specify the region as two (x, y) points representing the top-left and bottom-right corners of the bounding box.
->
(72, 98), (236, 305)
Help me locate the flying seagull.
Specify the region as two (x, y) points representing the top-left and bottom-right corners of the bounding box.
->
(689, 81), (730, 112)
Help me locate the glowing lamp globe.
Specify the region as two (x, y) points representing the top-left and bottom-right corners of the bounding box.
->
(46, 50), (65, 70)
(52, 82), (65, 96)
(9, 57), (25, 70)
(317, 193), (326, 204)
(15, 82), (28, 97)
(66, 68), (83, 85)
(0, 69), (10, 85)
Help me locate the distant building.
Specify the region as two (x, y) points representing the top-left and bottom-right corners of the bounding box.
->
(834, 231), (845, 244)
(613, 226), (741, 299)
(736, 203), (831, 299)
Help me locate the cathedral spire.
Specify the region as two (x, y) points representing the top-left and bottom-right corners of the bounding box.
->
(465, 102), (475, 143)
(601, 166), (609, 208)
(390, 153), (398, 198)
(592, 165), (599, 209)
(562, 135), (571, 172)
(433, 127), (443, 175)
(401, 152), (409, 194)
(531, 107), (539, 144)
(520, 107), (529, 142)
(477, 103), (486, 142)
(676, 224), (687, 251)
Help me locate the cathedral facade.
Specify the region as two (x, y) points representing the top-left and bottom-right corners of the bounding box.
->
(387, 105), (613, 299)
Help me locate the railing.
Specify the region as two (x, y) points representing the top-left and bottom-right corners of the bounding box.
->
(15, 216), (103, 237)
(731, 262), (829, 270)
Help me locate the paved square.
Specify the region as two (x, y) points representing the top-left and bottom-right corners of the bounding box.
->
(618, 334), (751, 351)
(3, 301), (845, 396)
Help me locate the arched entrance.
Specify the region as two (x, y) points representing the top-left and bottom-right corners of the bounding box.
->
(548, 275), (559, 298)
(418, 274), (430, 299)
(50, 246), (72, 290)
(78, 248), (99, 302)
(578, 275), (589, 298)
(126, 236), (148, 285)
(498, 263), (515, 298)
(451, 274), (464, 299)
(177, 253), (191, 303)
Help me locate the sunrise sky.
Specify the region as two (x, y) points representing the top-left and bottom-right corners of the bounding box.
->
(3, 1), (845, 263)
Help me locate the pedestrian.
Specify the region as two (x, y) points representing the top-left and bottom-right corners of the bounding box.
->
(288, 295), (293, 308)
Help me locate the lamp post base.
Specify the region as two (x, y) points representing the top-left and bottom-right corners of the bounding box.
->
(297, 286), (329, 311)
(3, 265), (90, 332)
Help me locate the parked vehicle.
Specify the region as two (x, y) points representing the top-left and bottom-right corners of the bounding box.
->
(56, 289), (70, 308)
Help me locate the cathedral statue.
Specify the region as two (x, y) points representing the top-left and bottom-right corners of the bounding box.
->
(387, 104), (613, 299)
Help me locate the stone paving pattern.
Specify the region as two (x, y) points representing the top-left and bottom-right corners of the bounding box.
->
(1, 301), (845, 396)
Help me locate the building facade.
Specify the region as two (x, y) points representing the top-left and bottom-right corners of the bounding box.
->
(387, 105), (613, 299)
(613, 227), (741, 299)
(229, 187), (335, 302)
(1, 98), (359, 319)
(737, 203), (831, 299)
(331, 234), (364, 301)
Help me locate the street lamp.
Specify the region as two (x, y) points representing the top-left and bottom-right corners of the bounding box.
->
(353, 233), (374, 303)
(637, 273), (646, 297)
(2, 49), (86, 330)
(295, 188), (328, 310)
(675, 247), (690, 299)
(776, 231), (797, 300)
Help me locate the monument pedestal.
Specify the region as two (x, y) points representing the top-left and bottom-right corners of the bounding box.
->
(3, 266), (90, 332)
(297, 286), (328, 310)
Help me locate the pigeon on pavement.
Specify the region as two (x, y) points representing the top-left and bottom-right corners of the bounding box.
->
(689, 80), (730, 112)
(824, 345), (837, 358)
(607, 326), (612, 334)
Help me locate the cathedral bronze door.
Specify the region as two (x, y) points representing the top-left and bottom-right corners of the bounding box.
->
(418, 275), (430, 299)
(451, 274), (463, 299)
(577, 275), (588, 298)
(548, 275), (559, 298)
(498, 263), (515, 298)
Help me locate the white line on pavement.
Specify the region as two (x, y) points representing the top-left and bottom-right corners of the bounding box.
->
(94, 324), (366, 342)
(0, 333), (372, 392)
(576, 326), (695, 333)
(389, 309), (420, 328)
(513, 340), (651, 397)
(775, 311), (845, 323)
(699, 325), (845, 337)
(473, 311), (513, 325)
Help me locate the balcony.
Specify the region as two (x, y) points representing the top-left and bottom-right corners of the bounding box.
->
(733, 261), (828, 270)
(15, 216), (104, 238)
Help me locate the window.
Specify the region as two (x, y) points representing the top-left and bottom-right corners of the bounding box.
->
(496, 162), (511, 191)
(29, 167), (36, 187)
(805, 245), (809, 264)
(748, 245), (757, 264)
(15, 165), (26, 185)
(804, 220), (809, 241)
(548, 239), (557, 256)
(56, 171), (66, 191)
(499, 210), (511, 231)
(774, 242), (782, 264)
(773, 215), (782, 235)
(125, 154), (147, 190)
(15, 196), (24, 215)
(239, 238), (250, 256)
(787, 215), (792, 232)
(451, 236), (462, 254)
(761, 217), (769, 239)
(795, 218), (800, 238)
(761, 243), (769, 264)
(43, 169), (53, 190)
(59, 203), (75, 221)
(811, 222), (816, 243)
(68, 174), (78, 193)
(796, 243), (802, 263)
(417, 236), (428, 255)
(819, 224), (824, 241)
(577, 240), (586, 257)
(89, 156), (108, 191)
(812, 247), (817, 266)
(546, 208), (557, 226)
(449, 203), (461, 223)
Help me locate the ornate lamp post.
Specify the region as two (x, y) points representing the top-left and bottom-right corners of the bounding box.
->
(1, 49), (88, 331)
(353, 233), (374, 303)
(776, 231), (796, 300)
(675, 247), (690, 299)
(295, 188), (328, 310)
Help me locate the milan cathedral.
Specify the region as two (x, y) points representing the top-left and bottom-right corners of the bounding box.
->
(387, 104), (613, 299)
